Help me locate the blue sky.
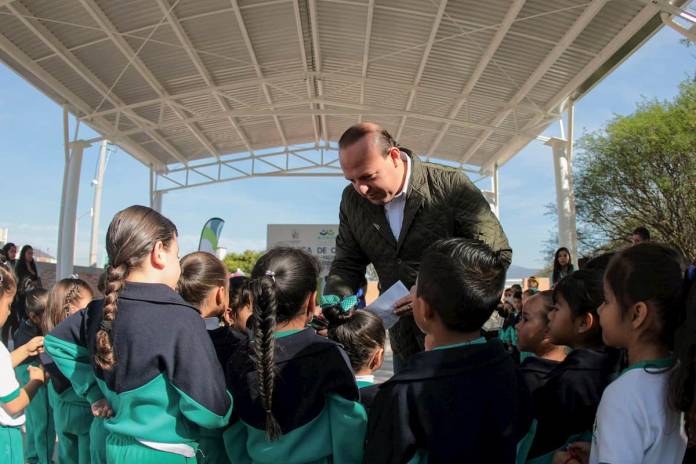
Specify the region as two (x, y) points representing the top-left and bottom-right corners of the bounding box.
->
(0, 27), (693, 270)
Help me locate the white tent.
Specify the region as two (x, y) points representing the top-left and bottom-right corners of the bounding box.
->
(0, 0), (692, 277)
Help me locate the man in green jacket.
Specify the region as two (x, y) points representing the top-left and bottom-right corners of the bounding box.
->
(325, 122), (512, 370)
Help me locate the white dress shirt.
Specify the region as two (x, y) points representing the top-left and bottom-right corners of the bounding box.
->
(383, 152), (412, 241)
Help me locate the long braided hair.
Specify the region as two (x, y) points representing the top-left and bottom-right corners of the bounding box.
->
(94, 205), (177, 371)
(42, 278), (93, 334)
(249, 247), (319, 440)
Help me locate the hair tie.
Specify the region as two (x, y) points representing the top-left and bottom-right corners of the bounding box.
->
(265, 270), (276, 283)
(99, 320), (113, 332)
(319, 294), (358, 313)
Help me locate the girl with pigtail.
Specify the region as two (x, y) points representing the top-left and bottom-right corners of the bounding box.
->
(44, 205), (232, 464)
(320, 294), (386, 412)
(40, 278), (109, 464)
(223, 247), (367, 464)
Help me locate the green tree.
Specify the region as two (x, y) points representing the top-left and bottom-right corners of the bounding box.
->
(573, 78), (696, 261)
(223, 250), (264, 275)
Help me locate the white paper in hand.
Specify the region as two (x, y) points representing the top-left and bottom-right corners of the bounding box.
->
(365, 281), (410, 330)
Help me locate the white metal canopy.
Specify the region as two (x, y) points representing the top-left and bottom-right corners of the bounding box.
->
(1, 0), (691, 278)
(0, 0), (683, 182)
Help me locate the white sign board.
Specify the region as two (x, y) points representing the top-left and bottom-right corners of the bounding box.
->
(267, 224), (338, 277)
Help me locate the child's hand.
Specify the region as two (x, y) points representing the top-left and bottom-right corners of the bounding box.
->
(23, 336), (45, 356)
(27, 365), (46, 384)
(552, 442), (590, 464)
(91, 399), (114, 418)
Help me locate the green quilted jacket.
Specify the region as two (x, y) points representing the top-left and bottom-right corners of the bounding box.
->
(325, 151), (512, 359)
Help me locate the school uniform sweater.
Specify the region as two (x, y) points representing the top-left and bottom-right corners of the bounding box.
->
(13, 319), (41, 365)
(356, 376), (380, 415)
(365, 339), (532, 464)
(43, 282), (232, 454)
(224, 328), (367, 464)
(519, 356), (560, 394)
(528, 347), (620, 459)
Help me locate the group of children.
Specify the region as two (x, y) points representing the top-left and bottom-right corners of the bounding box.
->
(1, 204), (695, 463)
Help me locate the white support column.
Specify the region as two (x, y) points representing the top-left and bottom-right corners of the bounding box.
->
(546, 137), (578, 267)
(57, 141), (90, 279)
(150, 168), (163, 213)
(492, 163), (500, 219)
(88, 140), (108, 267)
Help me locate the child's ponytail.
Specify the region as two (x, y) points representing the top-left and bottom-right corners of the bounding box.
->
(321, 295), (386, 372)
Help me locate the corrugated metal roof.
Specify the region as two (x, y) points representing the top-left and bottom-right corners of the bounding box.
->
(0, 0), (674, 173)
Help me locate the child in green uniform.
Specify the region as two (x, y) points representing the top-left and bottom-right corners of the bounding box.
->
(45, 205), (232, 464)
(12, 288), (55, 463)
(42, 278), (108, 464)
(320, 295), (386, 412)
(177, 251), (231, 464)
(0, 265), (48, 464)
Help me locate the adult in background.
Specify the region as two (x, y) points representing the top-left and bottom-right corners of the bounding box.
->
(551, 247), (574, 287)
(324, 122), (511, 370)
(631, 226), (650, 245)
(0, 242), (17, 268)
(2, 245), (43, 344)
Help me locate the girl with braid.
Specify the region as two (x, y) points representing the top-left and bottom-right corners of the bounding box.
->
(44, 205), (232, 464)
(223, 247), (367, 464)
(40, 278), (107, 464)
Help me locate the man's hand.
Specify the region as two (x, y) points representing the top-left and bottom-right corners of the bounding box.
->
(91, 399), (114, 418)
(393, 287), (416, 316)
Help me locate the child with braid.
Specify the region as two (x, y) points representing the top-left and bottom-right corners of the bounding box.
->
(44, 205), (232, 464)
(224, 247), (367, 463)
(41, 278), (106, 464)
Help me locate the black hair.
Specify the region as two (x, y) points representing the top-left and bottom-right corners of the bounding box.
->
(583, 252), (615, 272)
(24, 288), (49, 318)
(324, 307), (385, 372)
(632, 226), (651, 241)
(0, 242), (16, 262)
(417, 238), (507, 332)
(249, 247), (320, 440)
(513, 290), (523, 300)
(229, 276), (252, 319)
(533, 290), (554, 324)
(605, 243), (684, 349)
(511, 283), (522, 293)
(669, 273), (696, 443)
(15, 245), (38, 282)
(552, 247), (574, 284)
(553, 269), (605, 346)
